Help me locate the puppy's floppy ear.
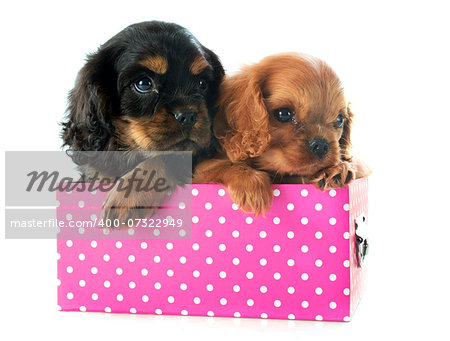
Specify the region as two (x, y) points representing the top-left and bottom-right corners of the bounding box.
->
(340, 103), (354, 162)
(214, 67), (271, 162)
(202, 46), (225, 82)
(61, 43), (122, 164)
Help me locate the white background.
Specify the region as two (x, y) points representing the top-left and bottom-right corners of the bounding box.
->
(1, 0), (449, 340)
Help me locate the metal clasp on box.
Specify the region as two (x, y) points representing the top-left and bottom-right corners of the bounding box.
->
(355, 214), (369, 267)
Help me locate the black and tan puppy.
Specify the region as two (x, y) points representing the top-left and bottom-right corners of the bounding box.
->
(61, 21), (224, 220)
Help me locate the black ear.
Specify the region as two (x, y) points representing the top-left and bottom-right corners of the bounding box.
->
(202, 46), (225, 81)
(61, 43), (122, 164)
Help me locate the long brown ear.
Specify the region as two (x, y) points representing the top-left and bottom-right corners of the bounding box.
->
(214, 67), (271, 162)
(340, 103), (354, 162)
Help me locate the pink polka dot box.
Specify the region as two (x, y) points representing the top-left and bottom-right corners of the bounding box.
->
(57, 177), (369, 322)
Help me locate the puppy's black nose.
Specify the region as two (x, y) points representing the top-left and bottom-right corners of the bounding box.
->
(174, 109), (197, 127)
(308, 138), (329, 158)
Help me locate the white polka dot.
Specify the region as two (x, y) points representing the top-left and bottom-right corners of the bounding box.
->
(180, 283), (188, 290)
(259, 230), (267, 238)
(128, 255), (135, 262)
(91, 293), (98, 301)
(329, 274), (337, 281)
(232, 230), (239, 238)
(234, 312), (241, 318)
(273, 245), (281, 252)
(167, 296), (175, 303)
(139, 242), (148, 250)
(179, 202), (186, 209)
(315, 231), (323, 239)
(205, 230), (213, 237)
(116, 268), (123, 275)
(344, 316), (351, 322)
(78, 200), (85, 208)
(301, 245), (309, 253)
(343, 260), (350, 267)
(287, 286), (295, 294)
(115, 241), (122, 249)
(192, 243), (200, 250)
(343, 232), (350, 239)
(166, 269), (174, 277)
(154, 256), (161, 263)
(288, 314), (295, 320)
(220, 298), (227, 305)
(329, 245), (337, 253)
(204, 202), (212, 210)
(79, 306), (86, 312)
(103, 254), (110, 262)
(218, 216), (226, 224)
(301, 273), (309, 281)
(90, 240), (97, 248)
(315, 203), (323, 211)
(261, 313), (268, 318)
(78, 227), (85, 235)
(287, 231), (295, 239)
(273, 217), (280, 224)
(329, 217), (337, 225)
(246, 272), (254, 279)
(329, 189), (337, 197)
(141, 268), (148, 276)
(56, 253), (61, 260)
(246, 244), (254, 252)
(245, 217), (253, 224)
(116, 294), (123, 302)
(219, 271), (227, 278)
(207, 311), (214, 317)
(66, 240), (73, 247)
(301, 189), (308, 197)
(273, 189), (280, 197)
(179, 229), (186, 237)
(78, 280), (86, 287)
(90, 214), (97, 221)
(219, 243), (226, 251)
(259, 258), (267, 266)
(130, 308), (137, 314)
(315, 259), (323, 267)
(166, 242), (173, 250)
(287, 259), (295, 266)
(343, 288), (350, 295)
(105, 307), (112, 313)
(287, 203), (294, 211)
(273, 272), (281, 280)
(154, 282), (162, 290)
(206, 257), (213, 265)
(66, 214), (72, 221)
(232, 257), (240, 265)
(315, 287), (323, 295)
(193, 270), (200, 278)
(233, 285), (240, 292)
(232, 203), (239, 210)
(192, 216), (199, 223)
(260, 285), (268, 293)
(274, 300), (282, 307)
(316, 315), (323, 321)
(192, 188), (199, 196)
(301, 217), (309, 225)
(153, 229), (160, 236)
(78, 253), (85, 261)
(218, 188), (226, 196)
(343, 203), (350, 211)
(179, 256), (187, 264)
(206, 284), (213, 291)
(301, 301), (309, 308)
(127, 228), (135, 236)
(90, 267), (98, 274)
(194, 297), (201, 304)
(247, 299), (254, 306)
(155, 309), (162, 315)
(330, 302), (337, 309)
(103, 280), (110, 288)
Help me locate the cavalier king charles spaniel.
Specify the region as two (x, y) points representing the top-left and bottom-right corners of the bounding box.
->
(61, 21), (224, 220)
(194, 53), (370, 215)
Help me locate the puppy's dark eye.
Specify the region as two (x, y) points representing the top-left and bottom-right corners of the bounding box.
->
(134, 77), (153, 93)
(336, 113), (345, 128)
(198, 79), (207, 91)
(273, 108), (294, 123)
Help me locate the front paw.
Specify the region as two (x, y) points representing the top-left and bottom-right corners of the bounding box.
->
(227, 172), (273, 216)
(310, 161), (355, 190)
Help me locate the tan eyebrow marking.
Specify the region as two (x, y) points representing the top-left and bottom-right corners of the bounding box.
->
(190, 56), (210, 75)
(139, 55), (168, 74)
